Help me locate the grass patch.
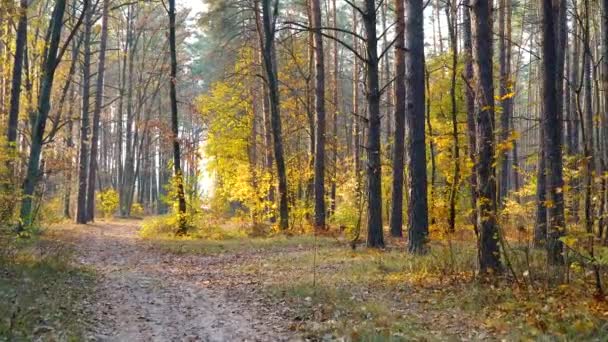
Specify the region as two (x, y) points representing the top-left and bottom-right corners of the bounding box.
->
(143, 232), (340, 255)
(140, 214), (341, 255)
(233, 241), (608, 340)
(0, 233), (94, 341)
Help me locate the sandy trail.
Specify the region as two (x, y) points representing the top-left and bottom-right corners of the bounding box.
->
(68, 220), (292, 342)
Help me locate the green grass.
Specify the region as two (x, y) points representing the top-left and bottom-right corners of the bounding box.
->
(233, 241), (608, 340)
(0, 234), (94, 341)
(143, 233), (341, 255)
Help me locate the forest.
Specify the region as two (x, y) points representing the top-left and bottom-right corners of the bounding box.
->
(1, 0), (608, 339)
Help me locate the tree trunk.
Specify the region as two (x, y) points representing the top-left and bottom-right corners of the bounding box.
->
(311, 0), (326, 229)
(541, 0), (566, 264)
(446, 0), (459, 233)
(76, 4), (93, 224)
(390, 0), (406, 238)
(261, 0), (289, 229)
(362, 0), (385, 248)
(19, 0), (68, 228)
(471, 0), (502, 273)
(6, 0), (27, 147)
(498, 0), (511, 204)
(463, 0), (478, 236)
(406, 0), (429, 253)
(168, 0), (188, 234)
(86, 0), (109, 221)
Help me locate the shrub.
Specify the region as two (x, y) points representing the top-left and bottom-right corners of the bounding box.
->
(96, 188), (119, 218)
(131, 202), (144, 217)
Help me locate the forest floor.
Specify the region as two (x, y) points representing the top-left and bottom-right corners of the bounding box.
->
(54, 219), (293, 341)
(3, 218), (608, 341)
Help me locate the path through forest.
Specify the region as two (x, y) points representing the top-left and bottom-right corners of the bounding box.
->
(66, 220), (294, 341)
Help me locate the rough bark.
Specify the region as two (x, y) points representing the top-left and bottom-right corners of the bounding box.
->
(19, 0), (69, 228)
(311, 0), (326, 229)
(168, 0), (188, 234)
(390, 0), (406, 238)
(405, 0), (428, 253)
(261, 0), (289, 229)
(86, 0), (109, 221)
(471, 0), (502, 272)
(363, 0), (385, 248)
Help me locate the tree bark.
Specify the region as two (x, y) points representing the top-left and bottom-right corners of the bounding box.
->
(363, 0), (385, 248)
(86, 0), (109, 221)
(311, 0), (326, 229)
(541, 0), (566, 264)
(19, 0), (69, 228)
(261, 0), (289, 229)
(405, 0), (429, 253)
(390, 0), (406, 238)
(168, 0), (188, 234)
(471, 0), (502, 273)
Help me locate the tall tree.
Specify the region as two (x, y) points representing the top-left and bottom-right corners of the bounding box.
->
(261, 0), (289, 229)
(19, 0), (70, 228)
(471, 0), (501, 272)
(6, 0), (27, 147)
(390, 0), (405, 238)
(86, 0), (109, 221)
(463, 0), (477, 236)
(405, 0), (428, 253)
(541, 0), (565, 264)
(498, 0), (512, 204)
(168, 0), (188, 234)
(76, 4), (93, 224)
(311, 0), (326, 229)
(362, 0), (384, 248)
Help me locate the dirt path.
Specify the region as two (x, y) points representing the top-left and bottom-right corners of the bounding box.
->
(68, 220), (293, 342)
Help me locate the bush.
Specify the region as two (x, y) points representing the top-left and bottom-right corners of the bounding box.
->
(140, 212), (246, 240)
(131, 202), (144, 217)
(96, 188), (119, 218)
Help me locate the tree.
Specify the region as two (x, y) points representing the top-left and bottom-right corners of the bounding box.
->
(311, 0), (326, 229)
(362, 0), (384, 248)
(541, 0), (566, 265)
(405, 0), (428, 253)
(261, 0), (289, 230)
(76, 3), (93, 224)
(168, 0), (188, 234)
(6, 0), (27, 148)
(389, 0), (405, 238)
(19, 0), (71, 228)
(471, 0), (501, 272)
(86, 0), (110, 222)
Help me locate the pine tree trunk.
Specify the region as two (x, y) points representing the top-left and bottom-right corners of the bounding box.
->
(406, 0), (429, 253)
(311, 0), (326, 229)
(76, 5), (93, 224)
(471, 0), (502, 272)
(261, 0), (289, 229)
(86, 0), (109, 221)
(363, 0), (385, 248)
(19, 0), (68, 228)
(390, 0), (406, 238)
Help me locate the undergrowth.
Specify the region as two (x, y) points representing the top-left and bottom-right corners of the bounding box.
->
(0, 233), (94, 341)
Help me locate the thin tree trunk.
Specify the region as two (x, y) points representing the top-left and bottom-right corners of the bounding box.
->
(168, 0), (188, 233)
(311, 0), (326, 229)
(86, 0), (109, 221)
(261, 0), (289, 229)
(76, 4), (93, 224)
(390, 0), (406, 238)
